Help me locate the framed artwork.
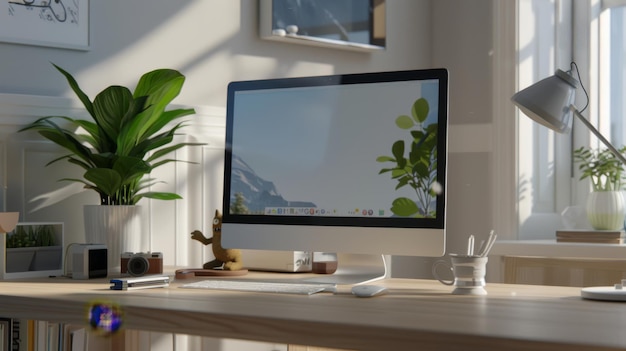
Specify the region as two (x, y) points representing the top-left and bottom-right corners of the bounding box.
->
(0, 0), (89, 50)
(259, 0), (386, 52)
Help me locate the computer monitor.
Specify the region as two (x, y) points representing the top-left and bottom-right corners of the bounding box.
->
(222, 69), (448, 284)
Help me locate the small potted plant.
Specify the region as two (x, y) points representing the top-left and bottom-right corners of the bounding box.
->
(5, 223), (63, 274)
(573, 146), (626, 230)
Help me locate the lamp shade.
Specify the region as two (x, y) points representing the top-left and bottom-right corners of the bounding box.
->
(0, 212), (19, 233)
(511, 69), (578, 133)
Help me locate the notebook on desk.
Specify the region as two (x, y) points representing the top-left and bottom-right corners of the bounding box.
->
(555, 229), (625, 244)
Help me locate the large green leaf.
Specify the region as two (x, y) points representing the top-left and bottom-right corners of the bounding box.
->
(137, 192), (183, 201)
(112, 158), (150, 188)
(84, 168), (122, 197)
(66, 157), (93, 171)
(134, 69), (183, 99)
(411, 98), (429, 123)
(390, 197), (420, 217)
(38, 129), (94, 166)
(133, 69), (185, 139)
(376, 156), (396, 163)
(93, 86), (134, 144)
(52, 64), (95, 118)
(395, 115), (414, 129)
(115, 96), (149, 156)
(130, 129), (176, 158)
(137, 108), (195, 143)
(391, 140), (405, 165)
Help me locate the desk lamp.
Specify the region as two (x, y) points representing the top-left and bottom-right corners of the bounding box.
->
(512, 66), (626, 164)
(511, 65), (626, 301)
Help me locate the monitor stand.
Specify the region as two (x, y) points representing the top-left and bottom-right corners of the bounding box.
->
(303, 253), (390, 285)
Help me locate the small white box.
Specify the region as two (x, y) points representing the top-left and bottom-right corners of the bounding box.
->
(241, 250), (312, 272)
(71, 244), (108, 279)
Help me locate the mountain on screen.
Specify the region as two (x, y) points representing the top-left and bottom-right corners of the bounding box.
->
(230, 155), (316, 213)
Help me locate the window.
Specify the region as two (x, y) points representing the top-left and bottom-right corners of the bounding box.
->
(570, 0), (626, 216)
(602, 3), (626, 147)
(514, 0), (626, 239)
(516, 0), (573, 240)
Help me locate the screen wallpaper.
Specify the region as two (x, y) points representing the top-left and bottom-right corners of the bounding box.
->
(228, 79), (441, 220)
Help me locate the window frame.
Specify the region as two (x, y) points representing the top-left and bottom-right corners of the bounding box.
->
(503, 0), (626, 240)
(512, 0), (573, 241)
(572, 0), (626, 214)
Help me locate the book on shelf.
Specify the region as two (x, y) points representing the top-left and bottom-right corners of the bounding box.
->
(555, 229), (625, 243)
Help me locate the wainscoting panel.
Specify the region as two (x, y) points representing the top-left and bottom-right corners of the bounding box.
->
(0, 94), (226, 269)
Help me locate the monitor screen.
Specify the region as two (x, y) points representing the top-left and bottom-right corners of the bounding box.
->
(222, 69), (448, 259)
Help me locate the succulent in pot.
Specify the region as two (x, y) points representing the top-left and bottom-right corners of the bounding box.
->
(20, 64), (202, 205)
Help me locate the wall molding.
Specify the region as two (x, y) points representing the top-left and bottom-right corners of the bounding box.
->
(0, 93), (226, 269)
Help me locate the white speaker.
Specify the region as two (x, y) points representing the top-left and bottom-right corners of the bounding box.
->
(71, 244), (108, 279)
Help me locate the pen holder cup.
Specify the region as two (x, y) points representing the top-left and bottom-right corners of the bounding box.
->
(432, 255), (488, 295)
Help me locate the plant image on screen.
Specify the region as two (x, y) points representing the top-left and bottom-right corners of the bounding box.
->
(376, 98), (438, 218)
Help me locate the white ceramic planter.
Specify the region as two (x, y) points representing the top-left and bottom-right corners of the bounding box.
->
(586, 191), (626, 230)
(83, 205), (147, 273)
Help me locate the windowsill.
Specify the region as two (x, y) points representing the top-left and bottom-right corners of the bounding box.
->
(491, 240), (626, 259)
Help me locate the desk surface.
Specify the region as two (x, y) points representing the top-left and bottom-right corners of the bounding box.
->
(0, 272), (625, 351)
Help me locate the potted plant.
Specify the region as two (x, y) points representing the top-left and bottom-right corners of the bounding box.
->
(573, 146), (626, 230)
(5, 223), (63, 274)
(21, 64), (199, 205)
(19, 64), (202, 270)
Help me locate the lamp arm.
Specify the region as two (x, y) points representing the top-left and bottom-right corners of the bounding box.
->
(572, 106), (626, 165)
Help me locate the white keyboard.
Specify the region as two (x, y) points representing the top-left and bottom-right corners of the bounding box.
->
(180, 279), (336, 295)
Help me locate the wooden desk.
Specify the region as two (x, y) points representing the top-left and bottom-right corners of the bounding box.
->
(0, 274), (625, 351)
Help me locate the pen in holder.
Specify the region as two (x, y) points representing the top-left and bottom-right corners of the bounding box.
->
(432, 230), (496, 295)
(432, 254), (488, 295)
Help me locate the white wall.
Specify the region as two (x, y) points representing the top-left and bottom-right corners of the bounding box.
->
(394, 0), (499, 277)
(0, 0), (433, 263)
(0, 0), (503, 280)
(0, 1), (432, 107)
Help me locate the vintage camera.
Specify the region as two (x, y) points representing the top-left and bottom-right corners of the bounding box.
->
(120, 252), (163, 276)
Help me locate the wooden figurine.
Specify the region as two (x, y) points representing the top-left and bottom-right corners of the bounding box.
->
(191, 210), (243, 271)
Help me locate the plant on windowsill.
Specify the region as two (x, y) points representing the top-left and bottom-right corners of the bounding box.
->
(573, 146), (626, 230)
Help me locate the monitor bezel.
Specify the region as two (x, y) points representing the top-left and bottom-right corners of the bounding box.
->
(221, 69), (448, 256)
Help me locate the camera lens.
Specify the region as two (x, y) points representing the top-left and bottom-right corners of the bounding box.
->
(127, 256), (149, 277)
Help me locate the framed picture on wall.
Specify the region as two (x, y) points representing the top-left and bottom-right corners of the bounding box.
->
(0, 0), (89, 50)
(259, 0), (386, 52)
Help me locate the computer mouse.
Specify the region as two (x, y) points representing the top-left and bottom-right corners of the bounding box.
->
(351, 285), (388, 297)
